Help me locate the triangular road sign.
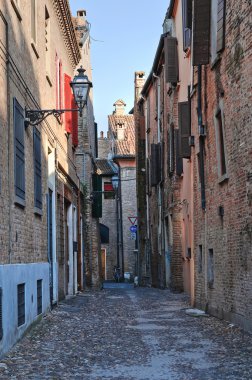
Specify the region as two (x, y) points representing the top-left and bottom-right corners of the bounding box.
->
(128, 216), (138, 225)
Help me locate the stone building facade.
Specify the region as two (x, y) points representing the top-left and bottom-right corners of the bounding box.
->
(95, 157), (118, 280)
(135, 0), (252, 331)
(72, 10), (101, 288)
(0, 0), (84, 356)
(97, 101), (137, 280)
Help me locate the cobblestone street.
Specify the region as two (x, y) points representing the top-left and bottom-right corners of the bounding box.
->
(1, 287), (252, 380)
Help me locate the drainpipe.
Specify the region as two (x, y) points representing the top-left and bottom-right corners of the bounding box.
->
(197, 65), (206, 210)
(197, 65), (208, 307)
(118, 165), (124, 278)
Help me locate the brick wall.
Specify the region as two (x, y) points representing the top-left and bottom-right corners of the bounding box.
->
(192, 0), (252, 330)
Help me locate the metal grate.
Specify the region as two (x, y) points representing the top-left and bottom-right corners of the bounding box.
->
(37, 280), (42, 315)
(17, 283), (25, 326)
(0, 288), (3, 340)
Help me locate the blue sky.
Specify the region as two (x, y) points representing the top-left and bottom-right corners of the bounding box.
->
(69, 1), (169, 133)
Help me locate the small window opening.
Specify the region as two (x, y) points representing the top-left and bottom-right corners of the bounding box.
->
(17, 283), (25, 326)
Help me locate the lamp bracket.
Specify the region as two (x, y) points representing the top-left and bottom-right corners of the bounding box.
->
(25, 108), (80, 127)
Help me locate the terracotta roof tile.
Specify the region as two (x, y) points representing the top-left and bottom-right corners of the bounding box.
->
(108, 114), (135, 156)
(95, 159), (118, 176)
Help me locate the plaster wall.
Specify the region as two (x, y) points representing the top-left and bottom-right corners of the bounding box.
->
(0, 263), (50, 358)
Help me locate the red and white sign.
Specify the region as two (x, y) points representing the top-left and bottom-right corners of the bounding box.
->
(128, 216), (138, 225)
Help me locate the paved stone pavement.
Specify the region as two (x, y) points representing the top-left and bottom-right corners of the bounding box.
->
(1, 287), (252, 380)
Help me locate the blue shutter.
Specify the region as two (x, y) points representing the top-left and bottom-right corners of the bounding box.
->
(34, 128), (42, 209)
(14, 98), (25, 200)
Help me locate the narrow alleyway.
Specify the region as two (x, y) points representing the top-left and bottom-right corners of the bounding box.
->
(1, 288), (252, 380)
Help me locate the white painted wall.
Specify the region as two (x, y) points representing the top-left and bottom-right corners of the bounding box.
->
(0, 263), (50, 358)
(48, 147), (58, 302)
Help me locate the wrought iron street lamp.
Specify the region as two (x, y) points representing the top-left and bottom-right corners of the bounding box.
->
(25, 66), (92, 127)
(111, 175), (119, 191)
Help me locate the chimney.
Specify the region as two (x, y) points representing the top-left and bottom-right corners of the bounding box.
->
(100, 131), (104, 139)
(77, 10), (86, 19)
(113, 100), (126, 116)
(134, 71), (145, 102)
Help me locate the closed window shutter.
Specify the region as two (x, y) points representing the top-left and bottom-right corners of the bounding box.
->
(168, 124), (175, 175)
(192, 0), (211, 66)
(64, 74), (72, 134)
(164, 36), (179, 85)
(92, 174), (102, 218)
(14, 98), (25, 200)
(185, 0), (192, 29)
(182, 0), (192, 51)
(216, 0), (226, 53)
(34, 127), (42, 209)
(178, 102), (191, 158)
(151, 144), (157, 186)
(175, 129), (183, 176)
(151, 144), (161, 186)
(72, 97), (78, 147)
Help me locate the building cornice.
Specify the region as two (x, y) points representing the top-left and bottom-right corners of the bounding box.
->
(141, 33), (168, 97)
(52, 0), (81, 67)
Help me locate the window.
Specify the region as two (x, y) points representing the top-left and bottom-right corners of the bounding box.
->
(34, 128), (42, 210)
(14, 98), (25, 203)
(175, 129), (183, 176)
(192, 0), (211, 65)
(164, 36), (179, 84)
(215, 110), (227, 179)
(211, 0), (226, 63)
(56, 57), (62, 112)
(198, 245), (203, 273)
(104, 182), (115, 199)
(37, 280), (42, 315)
(208, 249), (214, 288)
(178, 102), (191, 159)
(45, 7), (51, 80)
(182, 0), (192, 51)
(17, 283), (25, 326)
(0, 288), (2, 340)
(31, 0), (37, 43)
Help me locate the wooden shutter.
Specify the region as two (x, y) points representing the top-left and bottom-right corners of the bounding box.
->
(168, 124), (175, 175)
(182, 0), (192, 51)
(34, 127), (42, 209)
(64, 74), (72, 134)
(185, 0), (192, 29)
(151, 144), (157, 186)
(151, 144), (161, 186)
(175, 129), (183, 176)
(178, 102), (191, 158)
(192, 0), (211, 66)
(164, 36), (179, 84)
(14, 98), (25, 200)
(92, 174), (102, 218)
(216, 0), (226, 53)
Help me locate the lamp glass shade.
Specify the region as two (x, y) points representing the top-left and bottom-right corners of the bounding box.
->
(70, 66), (92, 110)
(112, 175), (119, 190)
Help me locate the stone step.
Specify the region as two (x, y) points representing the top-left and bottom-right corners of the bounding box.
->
(102, 281), (134, 290)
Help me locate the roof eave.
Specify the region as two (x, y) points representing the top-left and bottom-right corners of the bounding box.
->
(141, 32), (168, 97)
